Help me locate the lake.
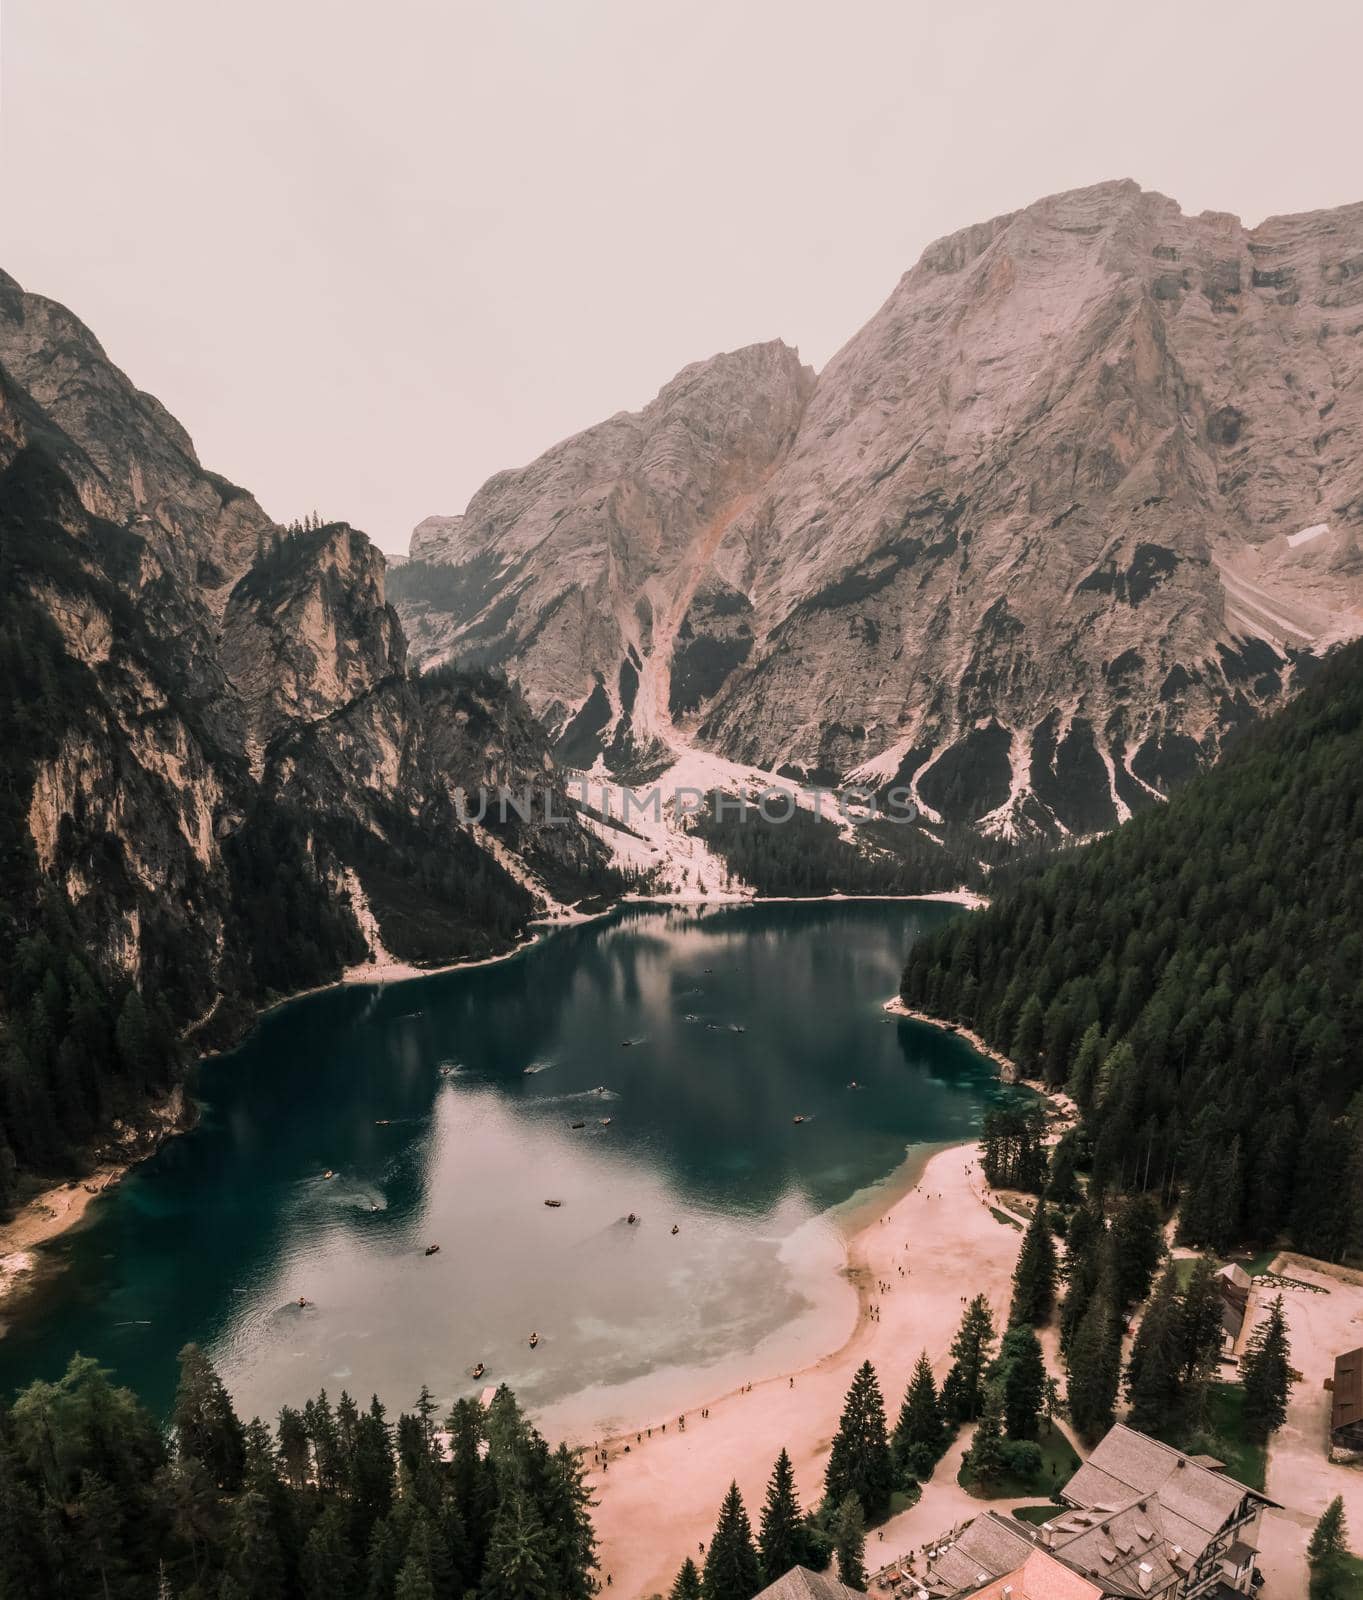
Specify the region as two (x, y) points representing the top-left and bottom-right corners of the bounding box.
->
(0, 900), (1016, 1438)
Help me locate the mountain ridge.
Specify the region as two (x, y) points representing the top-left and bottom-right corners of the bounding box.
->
(396, 179), (1363, 839)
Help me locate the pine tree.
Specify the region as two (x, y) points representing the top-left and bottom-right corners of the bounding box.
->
(446, 1395), (494, 1567)
(172, 1344), (247, 1492)
(1011, 994), (1045, 1074)
(892, 1351), (949, 1478)
(1178, 1258), (1225, 1381)
(1110, 1195), (1164, 1309)
(366, 1518), (402, 1600)
(701, 1482), (762, 1600)
(1066, 1283), (1122, 1442)
(1067, 1023), (1104, 1110)
(832, 1494), (868, 1590)
(1125, 1265), (1185, 1434)
(1045, 1130), (1081, 1209)
(823, 1361), (895, 1521)
(1241, 1295), (1294, 1441)
(276, 1406), (311, 1491)
(482, 1487), (552, 1600)
(1059, 1199), (1107, 1355)
(305, 1391), (344, 1494)
(996, 1323), (1047, 1440)
(758, 1448), (808, 1581)
(1011, 1201), (1058, 1325)
(70, 1470), (129, 1600)
(223, 1486), (285, 1600)
(672, 1557), (705, 1600)
(351, 1405), (396, 1543)
(1308, 1496), (1351, 1600)
(943, 1296), (997, 1422)
(394, 1551), (436, 1600)
(540, 1441), (598, 1600)
(963, 1384), (1006, 1484)
(301, 1503), (354, 1600)
(115, 989), (160, 1086)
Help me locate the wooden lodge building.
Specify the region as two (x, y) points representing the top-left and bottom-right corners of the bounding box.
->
(922, 1424), (1274, 1600)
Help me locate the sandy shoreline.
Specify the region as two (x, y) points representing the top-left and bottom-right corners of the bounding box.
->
(583, 1139), (1030, 1597)
(0, 1165), (128, 1306)
(582, 1001), (1074, 1596)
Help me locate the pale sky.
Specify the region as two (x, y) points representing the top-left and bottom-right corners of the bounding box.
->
(3, 1), (1361, 555)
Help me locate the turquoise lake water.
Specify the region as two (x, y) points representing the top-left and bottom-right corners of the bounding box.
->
(0, 901), (1015, 1437)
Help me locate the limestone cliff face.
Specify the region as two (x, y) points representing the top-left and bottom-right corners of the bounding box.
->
(400, 182), (1363, 837)
(221, 524), (407, 758)
(0, 269), (617, 1073)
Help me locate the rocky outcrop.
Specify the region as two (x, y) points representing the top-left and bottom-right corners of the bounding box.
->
(221, 523), (407, 758)
(400, 182), (1363, 838)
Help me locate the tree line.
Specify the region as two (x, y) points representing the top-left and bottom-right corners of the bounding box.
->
(901, 634), (1363, 1259)
(0, 1347), (595, 1600)
(688, 794), (975, 899)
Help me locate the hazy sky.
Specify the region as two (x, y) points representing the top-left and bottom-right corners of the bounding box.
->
(4, 1), (1361, 554)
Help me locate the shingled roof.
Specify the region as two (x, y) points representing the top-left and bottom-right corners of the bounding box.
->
(1062, 1424), (1275, 1546)
(754, 1567), (867, 1600)
(928, 1511), (1038, 1593)
(1040, 1501), (1181, 1597)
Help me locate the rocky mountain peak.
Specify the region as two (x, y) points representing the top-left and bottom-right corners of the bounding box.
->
(0, 272), (273, 612)
(397, 181), (1363, 839)
(391, 338), (814, 769)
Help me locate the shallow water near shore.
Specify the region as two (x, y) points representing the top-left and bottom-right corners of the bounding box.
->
(0, 901), (1017, 1434)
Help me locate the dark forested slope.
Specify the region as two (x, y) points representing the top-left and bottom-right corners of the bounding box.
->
(901, 636), (1363, 1260)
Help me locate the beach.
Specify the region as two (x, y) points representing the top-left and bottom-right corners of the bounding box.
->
(585, 1140), (1030, 1597)
(0, 1165), (127, 1306)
